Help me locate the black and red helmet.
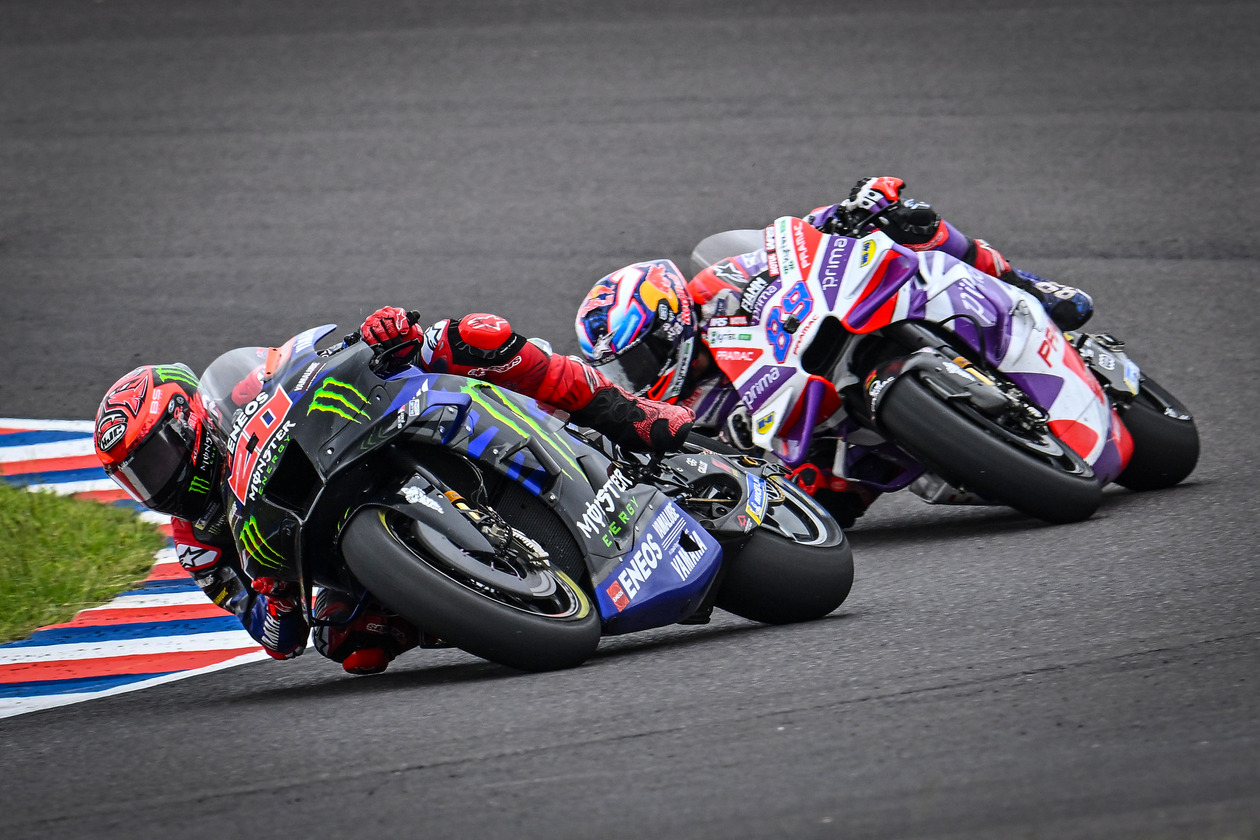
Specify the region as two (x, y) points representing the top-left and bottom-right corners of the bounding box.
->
(94, 364), (220, 520)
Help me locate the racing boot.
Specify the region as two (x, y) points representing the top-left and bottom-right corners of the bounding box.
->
(1002, 267), (1094, 331)
(312, 590), (419, 675)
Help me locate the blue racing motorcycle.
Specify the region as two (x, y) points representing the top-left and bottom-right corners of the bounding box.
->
(197, 325), (854, 672)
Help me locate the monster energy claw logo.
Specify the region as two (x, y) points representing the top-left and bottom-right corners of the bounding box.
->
(188, 475), (211, 495)
(308, 377), (369, 422)
(153, 365), (199, 388)
(239, 516), (286, 568)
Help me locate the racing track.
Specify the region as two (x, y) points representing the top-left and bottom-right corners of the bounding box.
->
(2, 2), (1258, 838)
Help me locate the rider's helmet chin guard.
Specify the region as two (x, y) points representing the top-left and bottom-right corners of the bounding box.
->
(575, 259), (697, 404)
(94, 363), (220, 521)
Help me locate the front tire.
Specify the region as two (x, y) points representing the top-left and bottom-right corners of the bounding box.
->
(715, 479), (854, 624)
(342, 508), (601, 672)
(878, 374), (1102, 524)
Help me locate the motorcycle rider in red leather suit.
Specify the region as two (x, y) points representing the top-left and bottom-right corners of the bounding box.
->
(94, 308), (694, 675)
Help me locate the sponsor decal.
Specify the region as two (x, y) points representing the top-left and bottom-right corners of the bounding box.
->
(228, 389), (295, 503)
(1037, 328), (1061, 366)
(951, 273), (997, 327)
(793, 223), (814, 272)
(175, 543), (219, 572)
(401, 485), (443, 512)
(866, 373), (893, 402)
(611, 530), (663, 606)
(745, 473), (768, 524)
(188, 475), (212, 495)
(466, 354), (523, 378)
(860, 239), (877, 268)
(95, 409), (128, 451)
(818, 237), (854, 309)
(294, 362), (324, 393)
(606, 579), (630, 611)
(153, 365), (199, 389)
(237, 516), (286, 569)
(740, 275), (770, 310)
(714, 348), (760, 363)
(711, 261), (748, 287)
(576, 468), (636, 540)
(605, 502), (713, 611)
(739, 275), (782, 316)
(244, 420), (296, 502)
(307, 377), (369, 423)
(738, 364), (792, 412)
(755, 412), (776, 434)
(766, 250), (780, 278)
(594, 496), (640, 547)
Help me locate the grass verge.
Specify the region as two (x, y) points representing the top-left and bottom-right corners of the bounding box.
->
(0, 481), (167, 644)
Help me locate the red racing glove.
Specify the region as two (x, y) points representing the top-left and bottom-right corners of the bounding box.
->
(360, 307), (423, 350)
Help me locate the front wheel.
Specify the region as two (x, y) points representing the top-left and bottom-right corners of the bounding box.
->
(1115, 375), (1199, 491)
(878, 374), (1102, 524)
(342, 508), (601, 672)
(715, 478), (854, 624)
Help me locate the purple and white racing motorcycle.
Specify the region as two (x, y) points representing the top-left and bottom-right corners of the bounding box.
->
(670, 216), (1200, 524)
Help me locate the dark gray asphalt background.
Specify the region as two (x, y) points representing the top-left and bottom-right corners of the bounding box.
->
(2, 1), (1257, 838)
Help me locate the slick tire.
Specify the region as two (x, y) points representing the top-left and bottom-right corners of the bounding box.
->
(715, 527), (854, 625)
(878, 374), (1102, 524)
(342, 508), (601, 672)
(1115, 381), (1199, 491)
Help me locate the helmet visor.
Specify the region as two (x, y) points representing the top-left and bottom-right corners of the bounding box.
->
(109, 421), (195, 510)
(598, 332), (678, 397)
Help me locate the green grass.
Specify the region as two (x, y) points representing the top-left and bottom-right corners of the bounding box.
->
(0, 481), (167, 644)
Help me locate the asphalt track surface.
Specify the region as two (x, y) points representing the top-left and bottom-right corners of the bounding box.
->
(2, 1), (1258, 838)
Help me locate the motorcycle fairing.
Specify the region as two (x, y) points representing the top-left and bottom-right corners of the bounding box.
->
(202, 327), (757, 636)
(705, 218), (1127, 481)
(595, 499), (723, 635)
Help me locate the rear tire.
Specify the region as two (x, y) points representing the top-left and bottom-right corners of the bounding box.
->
(342, 508), (601, 672)
(878, 374), (1102, 524)
(1115, 377), (1199, 491)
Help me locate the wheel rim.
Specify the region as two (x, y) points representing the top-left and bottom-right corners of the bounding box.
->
(381, 510), (592, 620)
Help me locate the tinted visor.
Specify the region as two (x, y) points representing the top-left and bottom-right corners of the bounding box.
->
(109, 421), (196, 510)
(599, 332), (677, 396)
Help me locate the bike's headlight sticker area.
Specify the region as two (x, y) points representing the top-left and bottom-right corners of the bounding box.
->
(599, 501), (721, 616)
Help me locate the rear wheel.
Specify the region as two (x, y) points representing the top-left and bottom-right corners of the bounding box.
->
(878, 374), (1102, 524)
(1115, 376), (1199, 491)
(342, 507), (600, 672)
(715, 477), (854, 624)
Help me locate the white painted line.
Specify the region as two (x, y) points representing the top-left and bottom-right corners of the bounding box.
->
(79, 591), (210, 611)
(0, 650), (272, 719)
(0, 631), (263, 664)
(25, 479), (119, 495)
(0, 418), (95, 433)
(0, 438), (97, 462)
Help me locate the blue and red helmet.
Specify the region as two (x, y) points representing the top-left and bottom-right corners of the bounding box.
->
(575, 259), (696, 403)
